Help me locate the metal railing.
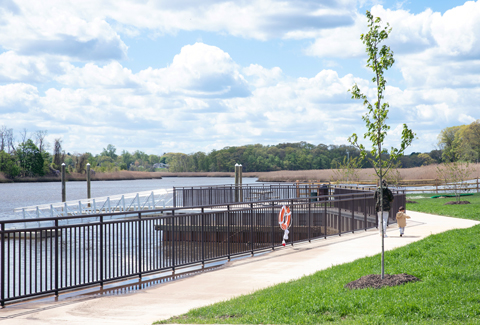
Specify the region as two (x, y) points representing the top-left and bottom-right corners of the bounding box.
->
(13, 189), (174, 223)
(0, 189), (405, 306)
(173, 183), (330, 207)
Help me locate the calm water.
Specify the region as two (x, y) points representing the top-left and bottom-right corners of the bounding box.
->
(0, 177), (259, 219)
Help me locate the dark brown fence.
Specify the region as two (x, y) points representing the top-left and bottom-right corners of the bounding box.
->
(0, 188), (404, 306)
(173, 183), (330, 207)
(333, 186), (406, 225)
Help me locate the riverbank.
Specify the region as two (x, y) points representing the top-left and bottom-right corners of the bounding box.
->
(0, 171), (164, 183)
(0, 171), (262, 183)
(2, 164), (479, 183)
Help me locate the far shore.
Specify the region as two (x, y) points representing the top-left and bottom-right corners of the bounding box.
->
(2, 164), (479, 184)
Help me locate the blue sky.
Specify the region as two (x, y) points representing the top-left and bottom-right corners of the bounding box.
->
(1, 0), (479, 156)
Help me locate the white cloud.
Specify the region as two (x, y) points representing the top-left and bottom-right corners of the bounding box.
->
(105, 0), (357, 40)
(0, 51), (52, 82)
(458, 113), (477, 124)
(56, 62), (137, 88)
(1, 1), (479, 156)
(243, 64), (283, 88)
(304, 11), (365, 58)
(147, 43), (249, 98)
(0, 83), (39, 113)
(0, 2), (127, 61)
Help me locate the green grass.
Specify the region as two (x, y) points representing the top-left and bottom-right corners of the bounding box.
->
(155, 192), (480, 324)
(406, 192), (480, 221)
(156, 225), (480, 325)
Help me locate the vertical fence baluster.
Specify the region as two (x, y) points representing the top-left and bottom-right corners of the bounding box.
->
(324, 198), (327, 239)
(171, 210), (175, 273)
(138, 213), (142, 279)
(308, 197), (311, 243)
(201, 208), (205, 267)
(227, 205), (230, 261)
(1, 222), (4, 307)
(54, 219), (59, 296)
(290, 199), (294, 246)
(364, 193), (367, 231)
(351, 195), (355, 233)
(271, 201), (275, 250)
(338, 197), (342, 236)
(250, 203), (254, 255)
(100, 215), (103, 287)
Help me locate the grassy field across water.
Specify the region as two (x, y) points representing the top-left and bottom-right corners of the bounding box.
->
(156, 193), (480, 324)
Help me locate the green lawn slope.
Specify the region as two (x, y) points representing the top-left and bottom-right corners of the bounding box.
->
(155, 192), (480, 324)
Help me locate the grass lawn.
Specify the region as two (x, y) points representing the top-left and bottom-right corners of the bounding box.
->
(406, 192), (480, 221)
(157, 224), (480, 324)
(156, 192), (480, 324)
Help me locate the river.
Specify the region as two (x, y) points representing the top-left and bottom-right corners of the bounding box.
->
(0, 177), (260, 219)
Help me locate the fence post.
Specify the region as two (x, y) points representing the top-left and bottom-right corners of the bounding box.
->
(324, 197), (327, 239)
(250, 203), (254, 255)
(99, 215), (103, 287)
(138, 213), (142, 279)
(1, 222), (5, 307)
(338, 196), (342, 236)
(290, 199), (294, 246)
(201, 207), (205, 266)
(351, 194), (355, 234)
(271, 201), (275, 250)
(308, 196), (311, 243)
(227, 205), (230, 261)
(54, 218), (59, 296)
(477, 178), (479, 193)
(171, 210), (175, 273)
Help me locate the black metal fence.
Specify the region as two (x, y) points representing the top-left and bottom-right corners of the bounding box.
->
(333, 186), (406, 225)
(173, 183), (330, 207)
(0, 188), (404, 306)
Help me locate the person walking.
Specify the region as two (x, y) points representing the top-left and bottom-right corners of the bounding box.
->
(374, 180), (394, 237)
(396, 206), (411, 237)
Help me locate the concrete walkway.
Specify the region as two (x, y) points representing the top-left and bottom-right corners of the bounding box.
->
(1, 211), (478, 325)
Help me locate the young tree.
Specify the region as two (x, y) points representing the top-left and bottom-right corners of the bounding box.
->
(348, 11), (415, 278)
(436, 161), (472, 203)
(332, 156), (361, 184)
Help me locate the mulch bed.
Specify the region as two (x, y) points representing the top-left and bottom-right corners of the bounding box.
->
(444, 201), (471, 205)
(345, 273), (420, 290)
(406, 200), (418, 204)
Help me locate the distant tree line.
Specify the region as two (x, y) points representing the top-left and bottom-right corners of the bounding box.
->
(0, 128), (166, 179)
(164, 142), (444, 172)
(1, 121), (478, 179)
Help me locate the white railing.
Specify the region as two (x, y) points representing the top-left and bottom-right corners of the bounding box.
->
(10, 189), (174, 229)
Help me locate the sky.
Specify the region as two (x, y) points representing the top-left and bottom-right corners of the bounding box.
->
(1, 0), (479, 156)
